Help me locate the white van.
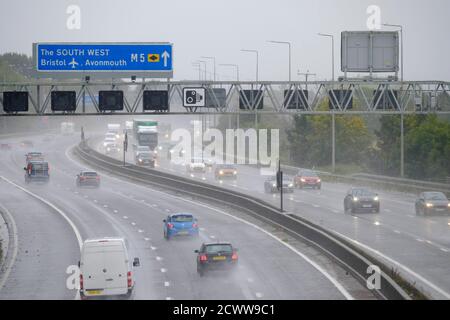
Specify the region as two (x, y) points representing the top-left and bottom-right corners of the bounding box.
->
(79, 238), (140, 300)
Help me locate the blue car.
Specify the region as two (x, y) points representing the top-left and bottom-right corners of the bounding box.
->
(163, 213), (199, 240)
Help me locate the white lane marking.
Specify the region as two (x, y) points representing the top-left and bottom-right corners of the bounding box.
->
(123, 216), (128, 220)
(0, 176), (83, 249)
(247, 278), (254, 283)
(103, 205), (108, 208)
(144, 237), (151, 241)
(255, 292), (263, 299)
(165, 209), (171, 213)
(416, 238), (424, 243)
(334, 231), (450, 299)
(393, 230), (401, 234)
(199, 227), (206, 231)
(67, 145), (352, 299)
(313, 204), (320, 208)
(83, 195), (89, 199)
(151, 246), (157, 251)
(93, 200), (98, 203)
(138, 229), (144, 233)
(113, 210), (118, 214)
(0, 176), (83, 300)
(164, 281), (170, 287)
(131, 222), (136, 226)
(440, 248), (449, 253)
(0, 203), (19, 292)
(408, 215), (414, 218)
(332, 210), (340, 214)
(156, 256), (163, 261)
(166, 297), (172, 300)
(374, 221), (381, 226)
(161, 268), (167, 273)
(384, 209), (392, 213)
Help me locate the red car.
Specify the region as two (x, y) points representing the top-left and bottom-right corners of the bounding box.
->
(294, 170), (321, 190)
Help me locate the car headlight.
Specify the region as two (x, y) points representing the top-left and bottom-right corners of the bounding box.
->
(116, 134), (120, 139)
(233, 171), (237, 175)
(219, 170), (224, 175)
(272, 183), (277, 187)
(181, 150), (186, 154)
(374, 196), (379, 201)
(103, 143), (107, 147)
(117, 148), (121, 152)
(154, 150), (158, 154)
(138, 159), (143, 162)
(289, 183), (294, 187)
(169, 150), (173, 154)
(353, 197), (359, 202)
(447, 203), (450, 208)
(426, 203), (433, 208)
(158, 146), (162, 150)
(107, 148), (111, 151)
(317, 179), (321, 183)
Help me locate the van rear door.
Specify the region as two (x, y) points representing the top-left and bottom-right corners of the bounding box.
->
(102, 249), (128, 291)
(82, 249), (106, 292)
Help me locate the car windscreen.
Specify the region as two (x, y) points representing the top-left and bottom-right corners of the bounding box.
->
(425, 193), (447, 201)
(205, 244), (233, 254)
(171, 215), (193, 222)
(301, 170), (318, 177)
(353, 189), (375, 197)
(83, 172), (97, 177)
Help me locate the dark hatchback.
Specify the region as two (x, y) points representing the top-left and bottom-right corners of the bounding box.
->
(76, 171), (100, 188)
(344, 188), (380, 213)
(195, 242), (238, 277)
(415, 192), (450, 216)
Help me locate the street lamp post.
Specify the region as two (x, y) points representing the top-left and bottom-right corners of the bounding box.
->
(318, 33), (335, 82)
(219, 64), (240, 81)
(241, 49), (259, 82)
(192, 63), (201, 80)
(201, 56), (216, 82)
(196, 60), (207, 80)
(267, 40), (291, 81)
(382, 23), (404, 82)
(220, 63), (241, 129)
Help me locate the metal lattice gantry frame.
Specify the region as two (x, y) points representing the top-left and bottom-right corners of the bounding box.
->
(0, 80), (449, 116)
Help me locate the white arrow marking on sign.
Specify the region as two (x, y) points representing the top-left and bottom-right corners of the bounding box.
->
(162, 51), (170, 67)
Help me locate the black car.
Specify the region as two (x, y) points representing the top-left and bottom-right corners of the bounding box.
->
(415, 192), (450, 216)
(264, 176), (294, 193)
(195, 242), (238, 277)
(344, 188), (380, 213)
(76, 171), (100, 188)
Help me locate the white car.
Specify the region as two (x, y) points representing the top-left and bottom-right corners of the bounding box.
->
(187, 158), (206, 173)
(79, 238), (140, 300)
(103, 137), (116, 147)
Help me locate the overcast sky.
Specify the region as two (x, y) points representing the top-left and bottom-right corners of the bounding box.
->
(0, 0), (449, 81)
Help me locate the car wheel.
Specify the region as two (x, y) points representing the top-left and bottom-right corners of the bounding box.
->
(415, 206), (420, 216)
(350, 205), (356, 214)
(197, 268), (204, 277)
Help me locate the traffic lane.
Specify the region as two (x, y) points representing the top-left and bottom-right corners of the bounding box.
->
(105, 188), (345, 300)
(0, 182), (78, 300)
(3, 138), (166, 299)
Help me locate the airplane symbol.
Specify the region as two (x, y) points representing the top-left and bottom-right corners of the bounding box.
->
(68, 58), (79, 69)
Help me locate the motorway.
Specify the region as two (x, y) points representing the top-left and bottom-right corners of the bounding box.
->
(103, 135), (450, 299)
(0, 132), (370, 300)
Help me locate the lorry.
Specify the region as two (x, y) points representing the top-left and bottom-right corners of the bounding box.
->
(132, 119), (158, 151)
(107, 124), (121, 139)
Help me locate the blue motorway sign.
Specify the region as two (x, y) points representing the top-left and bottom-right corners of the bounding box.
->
(33, 42), (173, 78)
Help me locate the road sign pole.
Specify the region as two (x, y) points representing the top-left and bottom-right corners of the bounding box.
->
(332, 112), (336, 173)
(400, 112), (404, 177)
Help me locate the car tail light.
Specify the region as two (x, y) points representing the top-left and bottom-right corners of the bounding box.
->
(96, 176), (100, 180)
(127, 271), (132, 288)
(79, 274), (84, 290)
(200, 255), (208, 262)
(300, 178), (306, 182)
(232, 253), (238, 260)
(167, 223), (174, 229)
(192, 223), (198, 228)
